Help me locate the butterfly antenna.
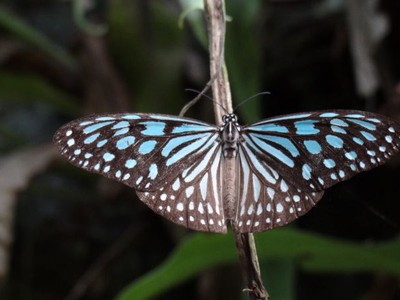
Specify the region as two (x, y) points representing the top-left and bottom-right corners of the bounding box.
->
(233, 91), (271, 112)
(180, 88), (228, 117)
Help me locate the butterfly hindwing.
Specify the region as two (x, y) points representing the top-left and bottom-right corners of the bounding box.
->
(235, 146), (324, 233)
(137, 147), (227, 233)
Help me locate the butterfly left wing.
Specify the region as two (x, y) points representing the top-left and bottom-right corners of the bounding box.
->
(54, 113), (227, 232)
(234, 110), (400, 232)
(234, 146), (324, 232)
(242, 110), (400, 193)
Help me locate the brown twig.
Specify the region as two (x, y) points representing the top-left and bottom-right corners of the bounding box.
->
(203, 0), (269, 299)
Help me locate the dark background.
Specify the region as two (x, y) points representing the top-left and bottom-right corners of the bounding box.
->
(0, 0), (399, 299)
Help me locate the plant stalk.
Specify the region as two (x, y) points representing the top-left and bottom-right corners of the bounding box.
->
(203, 0), (269, 299)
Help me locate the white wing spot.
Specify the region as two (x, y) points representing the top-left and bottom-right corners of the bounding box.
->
(280, 180), (288, 192)
(256, 203), (263, 215)
(185, 186), (194, 198)
(136, 176), (143, 185)
(276, 203), (284, 213)
(198, 203), (204, 214)
(67, 138), (75, 146)
(385, 135), (393, 143)
(267, 187), (275, 200)
(172, 178), (180, 191)
(160, 194), (167, 201)
(247, 204), (254, 215)
(207, 203), (214, 214)
(293, 195), (300, 202)
(189, 201), (194, 210)
(177, 203), (184, 211)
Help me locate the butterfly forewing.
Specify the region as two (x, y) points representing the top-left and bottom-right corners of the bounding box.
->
(243, 110), (400, 193)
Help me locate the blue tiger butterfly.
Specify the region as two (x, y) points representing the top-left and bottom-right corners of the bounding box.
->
(54, 110), (400, 233)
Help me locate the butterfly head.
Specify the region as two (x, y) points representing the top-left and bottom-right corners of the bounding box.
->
(222, 113), (238, 125)
(221, 113), (241, 159)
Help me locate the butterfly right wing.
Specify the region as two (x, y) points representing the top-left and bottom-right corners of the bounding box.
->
(54, 113), (227, 232)
(54, 113), (219, 191)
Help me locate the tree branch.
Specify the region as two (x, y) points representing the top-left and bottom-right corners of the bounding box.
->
(203, 1), (268, 299)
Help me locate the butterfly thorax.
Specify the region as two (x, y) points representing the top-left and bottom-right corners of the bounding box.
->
(220, 113), (241, 159)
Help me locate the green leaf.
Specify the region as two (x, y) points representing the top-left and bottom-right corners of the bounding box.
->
(0, 5), (78, 70)
(225, 0), (263, 122)
(116, 228), (400, 300)
(0, 71), (80, 114)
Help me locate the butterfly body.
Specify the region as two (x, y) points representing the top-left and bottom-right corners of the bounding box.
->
(54, 110), (400, 233)
(220, 113), (241, 159)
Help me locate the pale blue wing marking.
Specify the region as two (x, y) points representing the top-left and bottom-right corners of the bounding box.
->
(166, 133), (214, 166)
(326, 135), (344, 148)
(361, 131), (376, 141)
(252, 133), (299, 157)
(303, 140), (322, 154)
(161, 133), (209, 157)
(116, 136), (135, 150)
(347, 119), (377, 130)
(140, 121), (166, 136)
(244, 134), (295, 167)
(172, 124), (215, 133)
(83, 121), (113, 134)
(294, 120), (319, 135)
(138, 140), (157, 154)
(246, 124), (289, 133)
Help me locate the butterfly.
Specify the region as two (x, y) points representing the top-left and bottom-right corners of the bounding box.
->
(53, 110), (400, 233)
